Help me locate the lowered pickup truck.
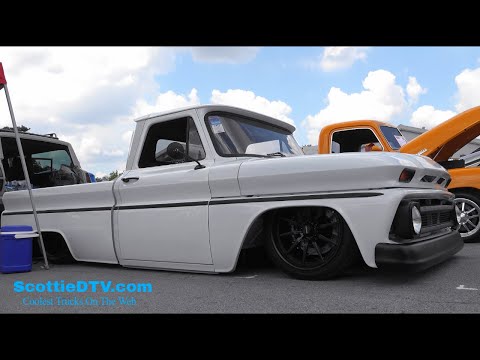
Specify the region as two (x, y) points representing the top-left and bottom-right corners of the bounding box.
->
(1, 105), (463, 279)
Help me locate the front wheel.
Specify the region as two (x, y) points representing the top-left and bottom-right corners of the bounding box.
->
(265, 207), (358, 280)
(452, 191), (480, 243)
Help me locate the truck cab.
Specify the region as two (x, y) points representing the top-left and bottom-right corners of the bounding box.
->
(318, 120), (407, 154)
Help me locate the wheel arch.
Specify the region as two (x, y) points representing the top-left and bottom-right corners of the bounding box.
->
(449, 187), (480, 197)
(230, 204), (360, 272)
(40, 229), (76, 260)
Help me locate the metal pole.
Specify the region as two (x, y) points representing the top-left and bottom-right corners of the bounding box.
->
(3, 84), (49, 269)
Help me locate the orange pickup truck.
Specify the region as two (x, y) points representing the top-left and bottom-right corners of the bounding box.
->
(318, 106), (480, 242)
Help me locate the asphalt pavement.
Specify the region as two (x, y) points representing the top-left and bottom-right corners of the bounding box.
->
(1, 244), (480, 313)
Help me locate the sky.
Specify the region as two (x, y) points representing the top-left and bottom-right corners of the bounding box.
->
(1, 46), (480, 178)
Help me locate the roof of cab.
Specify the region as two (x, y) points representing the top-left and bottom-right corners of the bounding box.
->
(133, 104), (297, 133)
(0, 130), (71, 147)
(320, 120), (395, 134)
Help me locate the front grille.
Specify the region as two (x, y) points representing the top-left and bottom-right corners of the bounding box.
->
(419, 199), (455, 233)
(390, 197), (456, 241)
(421, 211), (452, 227)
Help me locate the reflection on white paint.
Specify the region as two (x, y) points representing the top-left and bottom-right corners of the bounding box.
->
(456, 285), (478, 290)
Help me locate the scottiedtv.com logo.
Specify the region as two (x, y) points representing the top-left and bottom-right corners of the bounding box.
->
(13, 280), (153, 293)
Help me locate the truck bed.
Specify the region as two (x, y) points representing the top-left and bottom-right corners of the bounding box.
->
(1, 181), (118, 263)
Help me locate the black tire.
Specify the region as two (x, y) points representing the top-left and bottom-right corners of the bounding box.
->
(265, 207), (358, 280)
(451, 190), (480, 243)
(44, 234), (75, 264)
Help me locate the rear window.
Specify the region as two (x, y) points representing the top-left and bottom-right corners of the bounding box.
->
(32, 150), (72, 172)
(1, 137), (79, 189)
(380, 126), (407, 150)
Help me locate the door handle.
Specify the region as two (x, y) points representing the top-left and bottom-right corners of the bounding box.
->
(121, 177), (139, 183)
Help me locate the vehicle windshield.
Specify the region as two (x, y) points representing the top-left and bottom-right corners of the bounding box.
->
(380, 126), (407, 150)
(206, 113), (304, 157)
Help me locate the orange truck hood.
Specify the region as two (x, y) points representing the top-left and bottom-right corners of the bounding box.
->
(400, 106), (480, 161)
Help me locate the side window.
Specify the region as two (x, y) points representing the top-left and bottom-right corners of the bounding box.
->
(138, 117), (206, 168)
(1, 138), (77, 189)
(331, 129), (383, 153)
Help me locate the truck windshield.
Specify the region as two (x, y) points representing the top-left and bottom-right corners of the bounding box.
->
(206, 113), (304, 157)
(380, 126), (407, 150)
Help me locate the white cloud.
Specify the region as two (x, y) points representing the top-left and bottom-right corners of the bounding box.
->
(455, 67), (480, 112)
(210, 89), (295, 126)
(0, 47), (198, 175)
(405, 66), (480, 130)
(122, 130), (134, 143)
(406, 76), (427, 103)
(57, 115), (136, 174)
(306, 47), (368, 72)
(132, 89), (200, 118)
(410, 105), (456, 130)
(103, 149), (125, 157)
(95, 171), (107, 179)
(303, 70), (406, 144)
(0, 47), (254, 129)
(190, 47), (260, 64)
(0, 47), (179, 131)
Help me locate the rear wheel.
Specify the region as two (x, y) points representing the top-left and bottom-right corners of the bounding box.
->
(44, 233), (75, 264)
(452, 190), (480, 243)
(265, 207), (358, 280)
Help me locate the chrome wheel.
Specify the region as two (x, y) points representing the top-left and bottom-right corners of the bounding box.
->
(455, 197), (480, 238)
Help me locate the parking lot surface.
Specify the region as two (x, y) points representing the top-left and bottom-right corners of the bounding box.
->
(1, 244), (480, 313)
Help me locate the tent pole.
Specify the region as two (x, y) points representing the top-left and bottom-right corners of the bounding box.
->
(2, 84), (49, 270)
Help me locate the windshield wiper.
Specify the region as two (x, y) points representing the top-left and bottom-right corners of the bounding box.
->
(241, 153), (271, 158)
(266, 152), (286, 157)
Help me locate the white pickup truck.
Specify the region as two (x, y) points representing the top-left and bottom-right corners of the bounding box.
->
(1, 105), (463, 279)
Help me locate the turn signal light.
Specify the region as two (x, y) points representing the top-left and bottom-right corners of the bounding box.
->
(399, 168), (415, 183)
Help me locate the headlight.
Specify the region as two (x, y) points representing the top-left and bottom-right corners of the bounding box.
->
(392, 201), (422, 239)
(411, 206), (422, 234)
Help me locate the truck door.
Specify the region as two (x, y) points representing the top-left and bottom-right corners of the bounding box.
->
(113, 110), (213, 266)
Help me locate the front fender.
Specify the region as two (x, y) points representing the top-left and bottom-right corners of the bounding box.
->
(208, 190), (422, 272)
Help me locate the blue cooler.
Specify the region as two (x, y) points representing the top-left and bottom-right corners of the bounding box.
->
(0, 225), (36, 274)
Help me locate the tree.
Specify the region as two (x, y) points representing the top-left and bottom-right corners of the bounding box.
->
(2, 125), (30, 132)
(95, 170), (123, 182)
(107, 170), (121, 181)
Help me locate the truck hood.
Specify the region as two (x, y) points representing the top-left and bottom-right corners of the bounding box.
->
(237, 152), (450, 196)
(400, 106), (480, 161)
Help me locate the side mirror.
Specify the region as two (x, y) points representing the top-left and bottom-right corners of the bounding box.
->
(166, 142), (185, 160)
